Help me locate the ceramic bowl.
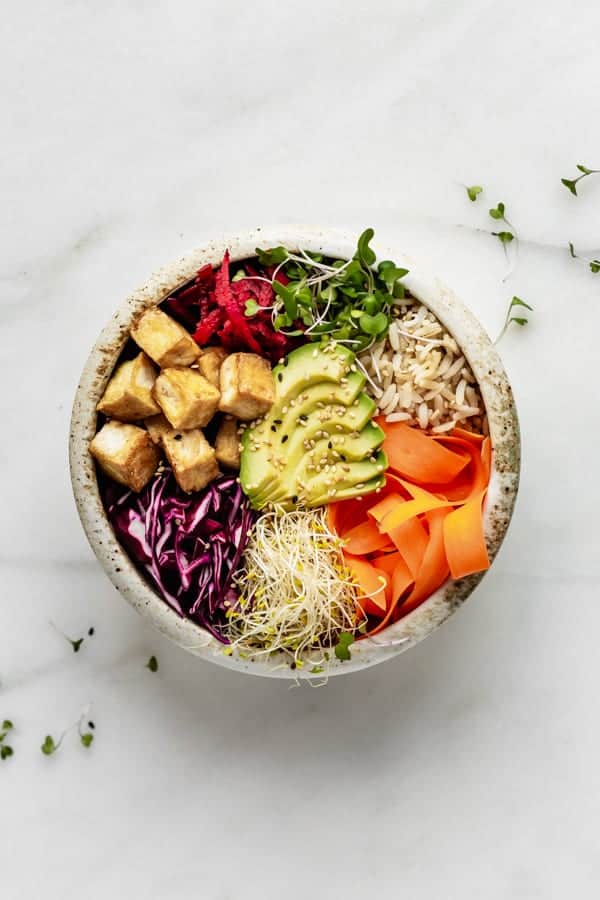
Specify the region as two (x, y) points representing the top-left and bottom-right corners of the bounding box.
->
(69, 227), (520, 679)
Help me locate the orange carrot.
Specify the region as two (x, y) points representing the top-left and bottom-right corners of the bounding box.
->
(386, 516), (429, 578)
(377, 419), (470, 484)
(344, 554), (389, 616)
(341, 519), (393, 555)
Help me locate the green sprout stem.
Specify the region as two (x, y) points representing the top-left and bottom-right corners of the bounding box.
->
(561, 164), (600, 196)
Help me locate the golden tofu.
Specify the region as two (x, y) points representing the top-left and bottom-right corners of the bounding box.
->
(90, 421), (160, 492)
(162, 429), (219, 493)
(218, 353), (275, 420)
(144, 413), (172, 445)
(130, 308), (200, 368)
(197, 346), (228, 389)
(215, 416), (240, 469)
(153, 367), (220, 430)
(96, 353), (160, 421)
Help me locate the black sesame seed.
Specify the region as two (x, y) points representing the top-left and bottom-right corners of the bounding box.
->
(270, 425), (277, 432)
(340, 454), (347, 462)
(327, 441), (333, 449)
(281, 435), (288, 443)
(291, 495), (298, 504)
(283, 358), (289, 366)
(273, 419), (282, 425)
(174, 434), (182, 441)
(290, 661), (296, 669)
(277, 372), (283, 382)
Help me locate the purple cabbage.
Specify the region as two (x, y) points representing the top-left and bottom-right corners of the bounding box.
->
(102, 471), (255, 641)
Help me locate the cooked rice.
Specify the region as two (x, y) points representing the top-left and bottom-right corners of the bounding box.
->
(358, 300), (488, 434)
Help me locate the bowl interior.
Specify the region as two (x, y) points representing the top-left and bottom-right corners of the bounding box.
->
(69, 227), (520, 679)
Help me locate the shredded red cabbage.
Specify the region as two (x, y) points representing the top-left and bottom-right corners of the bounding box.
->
(102, 471), (255, 641)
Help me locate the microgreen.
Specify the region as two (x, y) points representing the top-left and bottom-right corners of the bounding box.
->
(561, 164), (600, 196)
(146, 655), (158, 672)
(310, 666), (324, 675)
(50, 622), (94, 653)
(0, 720), (14, 760)
(80, 733), (94, 748)
(492, 231), (514, 244)
(466, 184), (483, 202)
(568, 242), (600, 274)
(41, 734), (61, 756)
(334, 632), (355, 661)
(244, 299), (260, 317)
(258, 229), (409, 352)
(495, 296), (533, 344)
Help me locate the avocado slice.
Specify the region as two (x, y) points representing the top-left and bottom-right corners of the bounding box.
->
(239, 343), (388, 509)
(271, 342), (354, 401)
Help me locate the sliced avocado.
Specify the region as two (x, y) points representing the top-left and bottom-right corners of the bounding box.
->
(310, 474), (387, 508)
(239, 342), (388, 509)
(271, 342), (354, 401)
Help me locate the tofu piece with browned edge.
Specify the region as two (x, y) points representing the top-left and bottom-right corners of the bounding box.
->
(96, 352), (160, 421)
(144, 413), (172, 445)
(162, 429), (219, 492)
(197, 346), (228, 389)
(153, 367), (220, 430)
(131, 308), (200, 368)
(90, 421), (160, 492)
(218, 353), (275, 420)
(215, 416), (240, 469)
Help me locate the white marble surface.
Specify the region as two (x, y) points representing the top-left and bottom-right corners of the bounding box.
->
(2, 1), (600, 897)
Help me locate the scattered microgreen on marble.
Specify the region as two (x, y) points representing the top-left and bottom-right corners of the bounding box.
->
(561, 164), (600, 196)
(568, 242), (600, 274)
(146, 655), (158, 673)
(466, 184), (483, 202)
(334, 632), (355, 661)
(41, 734), (61, 756)
(0, 720), (14, 760)
(50, 622), (95, 653)
(495, 297), (533, 344)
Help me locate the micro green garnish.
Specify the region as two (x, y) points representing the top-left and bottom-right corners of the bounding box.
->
(334, 632), (355, 661)
(255, 229), (409, 352)
(0, 720), (14, 760)
(466, 185), (483, 202)
(41, 734), (61, 756)
(495, 296), (533, 344)
(146, 655), (158, 672)
(244, 298), (260, 317)
(488, 202), (518, 279)
(561, 164), (600, 196)
(41, 707), (95, 756)
(310, 666), (324, 675)
(50, 622), (95, 653)
(568, 242), (600, 274)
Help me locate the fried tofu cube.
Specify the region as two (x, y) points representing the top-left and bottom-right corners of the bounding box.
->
(153, 367), (220, 430)
(162, 429), (219, 493)
(197, 346), (228, 388)
(90, 421), (160, 492)
(96, 352), (160, 421)
(215, 416), (240, 469)
(218, 353), (275, 420)
(130, 308), (200, 368)
(144, 413), (172, 445)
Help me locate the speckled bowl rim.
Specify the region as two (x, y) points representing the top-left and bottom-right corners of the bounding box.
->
(69, 226), (520, 679)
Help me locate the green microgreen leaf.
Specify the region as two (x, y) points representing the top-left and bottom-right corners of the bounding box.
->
(590, 261), (600, 273)
(80, 733), (94, 748)
(231, 269), (246, 282)
(561, 178), (578, 196)
(359, 312), (388, 337)
(1, 745), (13, 760)
(495, 296), (534, 344)
(255, 246), (288, 266)
(489, 202), (505, 220)
(493, 231), (514, 244)
(356, 228), (376, 267)
(273, 281), (298, 321)
(309, 666), (324, 675)
(466, 184), (483, 202)
(334, 632), (355, 661)
(561, 165), (600, 196)
(244, 299), (260, 317)
(146, 655), (158, 673)
(41, 735), (59, 756)
(2, 720), (13, 732)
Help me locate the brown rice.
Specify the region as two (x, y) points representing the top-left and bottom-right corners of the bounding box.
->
(358, 300), (488, 435)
